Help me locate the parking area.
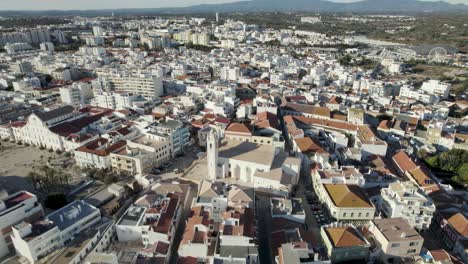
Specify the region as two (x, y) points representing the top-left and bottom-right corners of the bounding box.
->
(294, 171), (331, 247)
(303, 186), (332, 227)
(151, 145), (203, 181)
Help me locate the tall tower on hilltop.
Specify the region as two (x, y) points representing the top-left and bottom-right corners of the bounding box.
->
(216, 12), (219, 23)
(207, 129), (218, 180)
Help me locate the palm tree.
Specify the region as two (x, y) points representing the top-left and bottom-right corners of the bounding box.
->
(27, 171), (40, 191)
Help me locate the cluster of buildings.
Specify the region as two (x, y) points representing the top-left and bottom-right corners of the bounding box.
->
(0, 14), (466, 264)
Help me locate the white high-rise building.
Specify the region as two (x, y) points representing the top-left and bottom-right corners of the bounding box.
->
(421, 80), (451, 99)
(40, 42), (55, 53)
(93, 26), (104, 37)
(381, 181), (436, 230)
(207, 130), (218, 180)
(220, 66), (240, 81)
(53, 30), (67, 44)
(60, 82), (94, 108)
(95, 73), (163, 99)
(91, 92), (144, 110)
(192, 32), (210, 46)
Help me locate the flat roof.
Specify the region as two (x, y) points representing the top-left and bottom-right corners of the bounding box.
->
(118, 206), (147, 226)
(47, 200), (99, 231)
(372, 218), (422, 243)
(219, 140), (276, 167)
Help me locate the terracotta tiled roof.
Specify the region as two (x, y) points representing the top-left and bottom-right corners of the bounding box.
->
(430, 249), (451, 262)
(447, 213), (468, 237)
(328, 96), (342, 104)
(324, 226), (367, 248)
(225, 123), (252, 135)
(409, 168), (432, 186)
(283, 103), (331, 118)
(294, 137), (328, 154)
(392, 151), (417, 172)
(332, 114), (347, 121)
(76, 139), (126, 157)
(256, 111), (278, 122)
(181, 206), (211, 245)
(378, 120), (392, 130)
(311, 106), (331, 118)
(324, 184), (373, 208)
(293, 116), (358, 132)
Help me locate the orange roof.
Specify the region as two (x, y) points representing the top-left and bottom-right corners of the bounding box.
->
(409, 168), (432, 186)
(332, 114), (347, 121)
(378, 120), (392, 130)
(430, 249), (451, 262)
(324, 226), (367, 248)
(181, 206), (211, 245)
(328, 96), (342, 104)
(293, 116), (358, 132)
(294, 137), (328, 154)
(225, 123), (252, 135)
(392, 151), (417, 172)
(447, 213), (468, 237)
(324, 184), (373, 208)
(311, 106), (331, 118)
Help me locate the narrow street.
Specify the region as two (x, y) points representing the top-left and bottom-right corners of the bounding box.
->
(169, 185), (197, 264)
(297, 164), (324, 246)
(255, 193), (273, 264)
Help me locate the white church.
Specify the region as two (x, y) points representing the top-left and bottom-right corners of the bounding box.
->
(206, 130), (301, 193)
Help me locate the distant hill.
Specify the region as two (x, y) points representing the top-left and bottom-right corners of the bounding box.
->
(177, 0), (468, 13)
(0, 0), (467, 16)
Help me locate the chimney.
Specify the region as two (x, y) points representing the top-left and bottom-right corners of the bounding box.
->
(400, 232), (406, 239)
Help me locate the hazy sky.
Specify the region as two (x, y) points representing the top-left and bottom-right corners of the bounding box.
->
(0, 0), (466, 11)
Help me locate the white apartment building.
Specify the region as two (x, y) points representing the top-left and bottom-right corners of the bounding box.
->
(370, 218), (424, 263)
(46, 219), (114, 264)
(380, 181), (436, 230)
(4, 43), (33, 54)
(60, 82), (94, 108)
(115, 206), (146, 242)
(191, 32), (210, 46)
(111, 133), (171, 175)
(11, 200), (101, 263)
(11, 221), (63, 262)
(0, 191), (44, 259)
(421, 80), (451, 99)
(220, 66), (240, 81)
(115, 193), (182, 262)
(221, 39), (238, 49)
(39, 42), (55, 53)
(96, 73), (163, 99)
(74, 138), (127, 169)
(399, 85), (439, 104)
(91, 92), (145, 110)
(93, 26), (104, 37)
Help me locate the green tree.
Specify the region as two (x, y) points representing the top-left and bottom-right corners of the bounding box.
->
(457, 164), (468, 182)
(104, 174), (117, 185)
